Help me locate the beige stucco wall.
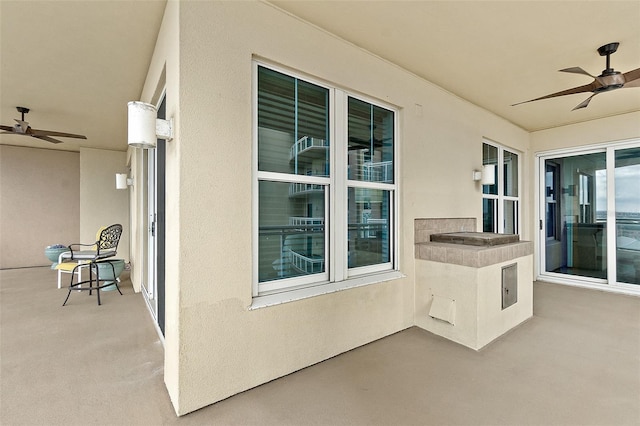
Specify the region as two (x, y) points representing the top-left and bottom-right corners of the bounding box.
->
(79, 148), (130, 262)
(173, 2), (414, 413)
(530, 111), (640, 153)
(415, 255), (533, 350)
(0, 145), (79, 268)
(138, 0), (533, 415)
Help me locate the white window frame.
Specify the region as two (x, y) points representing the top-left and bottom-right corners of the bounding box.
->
(482, 139), (521, 235)
(251, 61), (401, 307)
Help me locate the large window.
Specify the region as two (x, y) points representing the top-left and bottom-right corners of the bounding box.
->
(254, 63), (397, 297)
(482, 141), (520, 234)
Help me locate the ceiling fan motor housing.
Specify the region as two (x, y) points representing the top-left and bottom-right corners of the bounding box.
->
(596, 73), (625, 92)
(12, 123), (27, 133)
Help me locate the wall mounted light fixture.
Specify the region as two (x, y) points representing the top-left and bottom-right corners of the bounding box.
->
(473, 164), (496, 185)
(115, 173), (133, 190)
(127, 101), (173, 149)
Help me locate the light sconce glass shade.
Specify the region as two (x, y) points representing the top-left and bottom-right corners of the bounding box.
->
(128, 101), (158, 149)
(115, 173), (133, 189)
(481, 164), (495, 185)
(473, 165), (496, 185)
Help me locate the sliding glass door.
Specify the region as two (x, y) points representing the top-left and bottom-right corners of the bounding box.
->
(539, 142), (640, 292)
(615, 147), (640, 285)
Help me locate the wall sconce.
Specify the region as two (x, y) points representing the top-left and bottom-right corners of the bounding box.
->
(127, 101), (173, 149)
(115, 173), (133, 190)
(473, 164), (496, 185)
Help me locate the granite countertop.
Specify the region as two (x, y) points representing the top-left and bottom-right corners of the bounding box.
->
(430, 232), (519, 246)
(415, 240), (533, 268)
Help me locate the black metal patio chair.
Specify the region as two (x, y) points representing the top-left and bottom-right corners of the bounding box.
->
(61, 224), (123, 306)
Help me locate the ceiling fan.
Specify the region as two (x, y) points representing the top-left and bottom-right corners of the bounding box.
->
(513, 42), (640, 110)
(0, 106), (87, 144)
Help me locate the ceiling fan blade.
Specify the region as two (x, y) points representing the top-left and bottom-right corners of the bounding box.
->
(3, 107), (87, 142)
(572, 93), (597, 110)
(32, 135), (64, 144)
(512, 82), (596, 106)
(28, 128), (87, 139)
(559, 67), (596, 78)
(622, 67), (640, 88)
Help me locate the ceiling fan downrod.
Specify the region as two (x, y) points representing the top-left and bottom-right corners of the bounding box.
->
(16, 106), (30, 122)
(598, 42), (619, 76)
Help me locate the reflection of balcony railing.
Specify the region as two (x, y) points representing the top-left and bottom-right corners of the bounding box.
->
(259, 224), (325, 236)
(289, 136), (328, 161)
(290, 250), (324, 274)
(289, 217), (324, 226)
(617, 222), (640, 245)
(349, 220), (388, 238)
(289, 182), (324, 197)
(259, 224), (325, 278)
(349, 161), (393, 182)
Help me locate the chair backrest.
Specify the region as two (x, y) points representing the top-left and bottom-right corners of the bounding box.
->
(97, 224), (123, 254)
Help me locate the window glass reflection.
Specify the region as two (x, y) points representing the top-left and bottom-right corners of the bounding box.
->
(347, 98), (394, 183)
(257, 66), (329, 176)
(258, 181), (325, 283)
(504, 150), (518, 197)
(348, 188), (390, 268)
(543, 153), (607, 278)
(483, 143), (498, 195)
(615, 147), (640, 285)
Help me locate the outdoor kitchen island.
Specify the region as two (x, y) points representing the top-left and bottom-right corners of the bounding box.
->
(414, 218), (533, 350)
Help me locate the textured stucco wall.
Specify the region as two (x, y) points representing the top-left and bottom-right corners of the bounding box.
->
(531, 111), (640, 153)
(79, 148), (129, 262)
(414, 254), (533, 350)
(0, 145), (79, 268)
(140, 0), (533, 415)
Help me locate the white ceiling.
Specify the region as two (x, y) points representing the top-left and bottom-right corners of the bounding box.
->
(1, 1), (639, 152)
(0, 1), (166, 152)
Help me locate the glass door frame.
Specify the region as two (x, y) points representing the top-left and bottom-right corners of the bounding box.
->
(142, 92), (167, 337)
(536, 138), (640, 295)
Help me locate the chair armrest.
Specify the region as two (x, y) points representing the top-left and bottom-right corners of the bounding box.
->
(67, 242), (98, 259)
(68, 243), (97, 248)
(58, 250), (73, 263)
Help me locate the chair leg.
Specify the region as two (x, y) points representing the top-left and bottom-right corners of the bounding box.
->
(62, 287), (73, 306)
(95, 265), (101, 306)
(62, 263), (81, 306)
(62, 260), (120, 306)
